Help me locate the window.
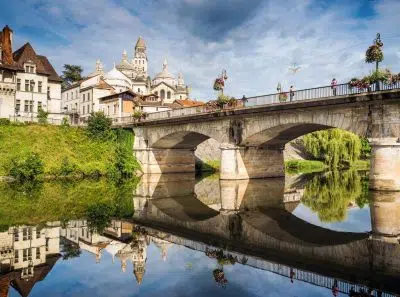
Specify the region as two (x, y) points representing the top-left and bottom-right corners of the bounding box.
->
(24, 100), (33, 112)
(46, 238), (49, 252)
(75, 90), (78, 98)
(138, 88), (140, 93)
(167, 91), (171, 99)
(14, 228), (19, 242)
(180, 95), (182, 99)
(87, 104), (90, 113)
(75, 103), (77, 111)
(16, 100), (21, 112)
(23, 248), (32, 261)
(38, 81), (42, 93)
(36, 247), (41, 259)
(160, 89), (165, 100)
(25, 65), (29, 73)
(17, 79), (21, 90)
(83, 94), (85, 102)
(47, 86), (50, 98)
(83, 106), (85, 114)
(25, 80), (29, 91)
(14, 250), (19, 263)
(113, 104), (116, 114)
(23, 228), (32, 241)
(67, 93), (69, 100)
(38, 101), (42, 111)
(71, 92), (73, 99)
(88, 93), (90, 101)
(30, 80), (35, 92)
(107, 106), (110, 115)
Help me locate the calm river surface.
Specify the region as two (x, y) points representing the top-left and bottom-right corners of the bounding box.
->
(0, 170), (399, 297)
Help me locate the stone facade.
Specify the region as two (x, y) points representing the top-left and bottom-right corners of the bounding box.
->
(0, 25), (62, 121)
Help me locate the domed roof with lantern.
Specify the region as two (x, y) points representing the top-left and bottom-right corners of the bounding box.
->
(152, 58), (176, 86)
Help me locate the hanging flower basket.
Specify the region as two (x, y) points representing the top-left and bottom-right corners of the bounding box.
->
(213, 78), (225, 91)
(213, 269), (228, 286)
(365, 44), (383, 63)
(278, 92), (288, 102)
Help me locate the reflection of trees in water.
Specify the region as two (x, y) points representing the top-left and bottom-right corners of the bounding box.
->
(60, 237), (81, 260)
(301, 170), (370, 223)
(0, 178), (137, 228)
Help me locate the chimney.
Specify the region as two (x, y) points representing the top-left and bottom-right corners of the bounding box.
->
(1, 25), (14, 65)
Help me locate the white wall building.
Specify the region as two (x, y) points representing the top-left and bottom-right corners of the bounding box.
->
(61, 36), (191, 123)
(0, 25), (63, 122)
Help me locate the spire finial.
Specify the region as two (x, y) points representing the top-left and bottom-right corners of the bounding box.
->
(163, 57), (167, 70)
(122, 49), (127, 61)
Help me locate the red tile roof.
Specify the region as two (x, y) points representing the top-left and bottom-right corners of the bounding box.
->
(174, 99), (204, 107)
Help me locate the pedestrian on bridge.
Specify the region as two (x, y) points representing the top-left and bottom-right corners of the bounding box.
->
(331, 78), (338, 96)
(289, 85), (295, 101)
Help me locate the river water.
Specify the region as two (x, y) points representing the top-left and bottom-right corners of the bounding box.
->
(0, 170), (399, 297)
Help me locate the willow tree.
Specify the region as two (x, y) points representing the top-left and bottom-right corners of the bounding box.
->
(303, 129), (362, 168)
(301, 170), (363, 222)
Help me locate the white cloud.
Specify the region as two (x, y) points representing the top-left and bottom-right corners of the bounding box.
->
(11, 0), (400, 101)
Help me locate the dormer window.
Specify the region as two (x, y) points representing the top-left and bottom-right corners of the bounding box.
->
(24, 62), (36, 74)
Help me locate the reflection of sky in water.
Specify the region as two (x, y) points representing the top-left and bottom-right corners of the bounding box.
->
(293, 203), (372, 233)
(9, 242), (347, 297)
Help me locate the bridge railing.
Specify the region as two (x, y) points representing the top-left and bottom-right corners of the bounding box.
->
(117, 80), (400, 124)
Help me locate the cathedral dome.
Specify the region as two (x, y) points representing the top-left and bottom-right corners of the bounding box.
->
(104, 66), (131, 90)
(152, 58), (176, 86)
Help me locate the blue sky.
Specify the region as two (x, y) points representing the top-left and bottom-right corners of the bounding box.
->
(9, 242), (349, 297)
(1, 0), (400, 100)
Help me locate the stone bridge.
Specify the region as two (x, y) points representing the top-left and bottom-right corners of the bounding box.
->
(132, 173), (400, 295)
(130, 90), (400, 191)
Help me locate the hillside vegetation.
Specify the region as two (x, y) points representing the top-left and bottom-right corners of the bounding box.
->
(0, 121), (138, 178)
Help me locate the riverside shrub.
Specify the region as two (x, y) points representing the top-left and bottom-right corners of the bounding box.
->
(9, 152), (44, 181)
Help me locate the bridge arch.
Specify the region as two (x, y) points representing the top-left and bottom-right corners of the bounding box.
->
(241, 116), (368, 148)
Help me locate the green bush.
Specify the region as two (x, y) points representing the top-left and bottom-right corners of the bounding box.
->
(0, 118), (11, 125)
(61, 117), (70, 127)
(87, 112), (112, 139)
(37, 108), (49, 124)
(9, 152), (44, 181)
(58, 157), (78, 176)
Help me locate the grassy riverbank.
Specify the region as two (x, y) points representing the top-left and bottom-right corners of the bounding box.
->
(0, 123), (138, 178)
(285, 160), (327, 174)
(285, 159), (370, 174)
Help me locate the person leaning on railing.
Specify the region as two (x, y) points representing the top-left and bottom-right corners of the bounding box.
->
(331, 78), (338, 96)
(289, 86), (295, 101)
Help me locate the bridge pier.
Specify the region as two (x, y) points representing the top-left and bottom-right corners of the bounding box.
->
(135, 148), (195, 174)
(220, 144), (284, 179)
(369, 138), (400, 191)
(370, 191), (400, 241)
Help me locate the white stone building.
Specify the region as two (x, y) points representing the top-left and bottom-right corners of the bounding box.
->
(0, 25), (63, 122)
(61, 36), (191, 123)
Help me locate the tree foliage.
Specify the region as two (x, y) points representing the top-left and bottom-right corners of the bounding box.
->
(9, 152), (44, 181)
(303, 129), (365, 168)
(61, 64), (84, 90)
(37, 107), (49, 124)
(86, 112), (112, 139)
(301, 170), (368, 222)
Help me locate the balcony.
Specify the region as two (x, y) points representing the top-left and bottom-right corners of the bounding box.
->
(0, 81), (16, 94)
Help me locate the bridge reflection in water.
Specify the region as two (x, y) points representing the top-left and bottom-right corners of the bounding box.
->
(133, 173), (400, 296)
